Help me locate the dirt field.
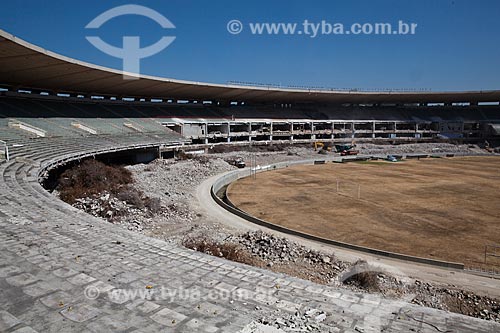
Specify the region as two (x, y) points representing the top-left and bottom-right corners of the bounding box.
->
(227, 156), (500, 266)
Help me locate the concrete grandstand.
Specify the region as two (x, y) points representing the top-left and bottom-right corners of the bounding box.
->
(1, 28), (500, 332)
(1, 28), (500, 152)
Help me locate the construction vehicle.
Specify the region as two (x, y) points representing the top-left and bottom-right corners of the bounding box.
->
(335, 143), (356, 152)
(313, 142), (332, 152)
(340, 149), (359, 156)
(226, 157), (246, 168)
(386, 155), (398, 162)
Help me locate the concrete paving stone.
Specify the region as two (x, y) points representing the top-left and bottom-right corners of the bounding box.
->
(25, 255), (48, 265)
(36, 260), (64, 271)
(275, 299), (302, 312)
(257, 279), (278, 288)
(215, 282), (238, 294)
(288, 281), (307, 290)
(0, 310), (21, 331)
(67, 273), (96, 286)
(59, 303), (101, 323)
(240, 275), (263, 284)
(52, 267), (78, 278)
(227, 272), (245, 280)
(340, 293), (361, 303)
(12, 327), (39, 333)
(110, 271), (142, 285)
(323, 289), (342, 299)
(86, 280), (115, 295)
(22, 281), (62, 298)
(233, 288), (257, 302)
(194, 302), (228, 317)
(125, 299), (161, 313)
(85, 312), (150, 332)
(39, 290), (74, 309)
(254, 293), (280, 307)
(180, 318), (219, 333)
(0, 265), (23, 277)
(359, 295), (382, 307)
(305, 285), (325, 294)
(6, 273), (39, 287)
(150, 307), (187, 327)
(350, 303), (375, 315)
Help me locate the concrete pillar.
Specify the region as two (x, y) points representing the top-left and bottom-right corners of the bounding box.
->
(372, 122), (376, 138)
(269, 122), (273, 142)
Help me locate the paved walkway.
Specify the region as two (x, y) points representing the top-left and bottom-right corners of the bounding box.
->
(0, 138), (499, 332)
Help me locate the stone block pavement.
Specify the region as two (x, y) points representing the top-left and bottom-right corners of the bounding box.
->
(0, 138), (499, 332)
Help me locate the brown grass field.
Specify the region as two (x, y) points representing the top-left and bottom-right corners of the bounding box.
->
(227, 156), (500, 266)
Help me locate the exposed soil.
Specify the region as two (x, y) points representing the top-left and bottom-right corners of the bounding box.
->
(227, 156), (500, 267)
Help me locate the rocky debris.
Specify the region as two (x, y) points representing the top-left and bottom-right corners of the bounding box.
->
(411, 281), (500, 322)
(232, 231), (348, 284)
(126, 157), (235, 207)
(357, 142), (485, 156)
(256, 308), (331, 332)
(72, 190), (168, 232)
(238, 322), (285, 333)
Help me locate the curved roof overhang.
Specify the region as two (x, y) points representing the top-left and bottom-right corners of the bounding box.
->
(1, 29), (500, 104)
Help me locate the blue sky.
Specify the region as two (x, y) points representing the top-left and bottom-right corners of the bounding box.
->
(1, 0), (499, 91)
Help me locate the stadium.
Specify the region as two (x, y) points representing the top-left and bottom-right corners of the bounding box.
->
(1, 23), (500, 333)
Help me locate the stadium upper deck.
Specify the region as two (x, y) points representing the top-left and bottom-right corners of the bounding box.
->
(1, 29), (500, 105)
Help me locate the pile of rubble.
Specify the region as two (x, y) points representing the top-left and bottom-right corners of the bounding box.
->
(231, 231), (348, 284)
(357, 142), (485, 155)
(71, 191), (161, 232)
(412, 281), (500, 322)
(255, 308), (329, 333)
(126, 156), (235, 208)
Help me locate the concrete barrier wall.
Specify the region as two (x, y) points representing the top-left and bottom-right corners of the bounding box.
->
(211, 160), (465, 270)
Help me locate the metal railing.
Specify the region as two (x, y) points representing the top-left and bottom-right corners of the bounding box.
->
(0, 140), (9, 162)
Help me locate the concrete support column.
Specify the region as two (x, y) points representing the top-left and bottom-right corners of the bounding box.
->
(372, 122), (376, 138)
(269, 122), (273, 142)
(226, 122), (231, 142)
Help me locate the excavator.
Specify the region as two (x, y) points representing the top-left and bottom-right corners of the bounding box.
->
(313, 142), (332, 152)
(336, 142), (359, 156)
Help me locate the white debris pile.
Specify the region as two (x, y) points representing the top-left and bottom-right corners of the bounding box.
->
(127, 157), (235, 207)
(233, 231), (348, 282)
(357, 142), (484, 155)
(255, 308), (331, 332)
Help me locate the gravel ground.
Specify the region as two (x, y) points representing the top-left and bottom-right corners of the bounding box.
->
(62, 142), (500, 326)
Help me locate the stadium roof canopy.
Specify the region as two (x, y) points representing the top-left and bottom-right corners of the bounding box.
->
(1, 29), (500, 104)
